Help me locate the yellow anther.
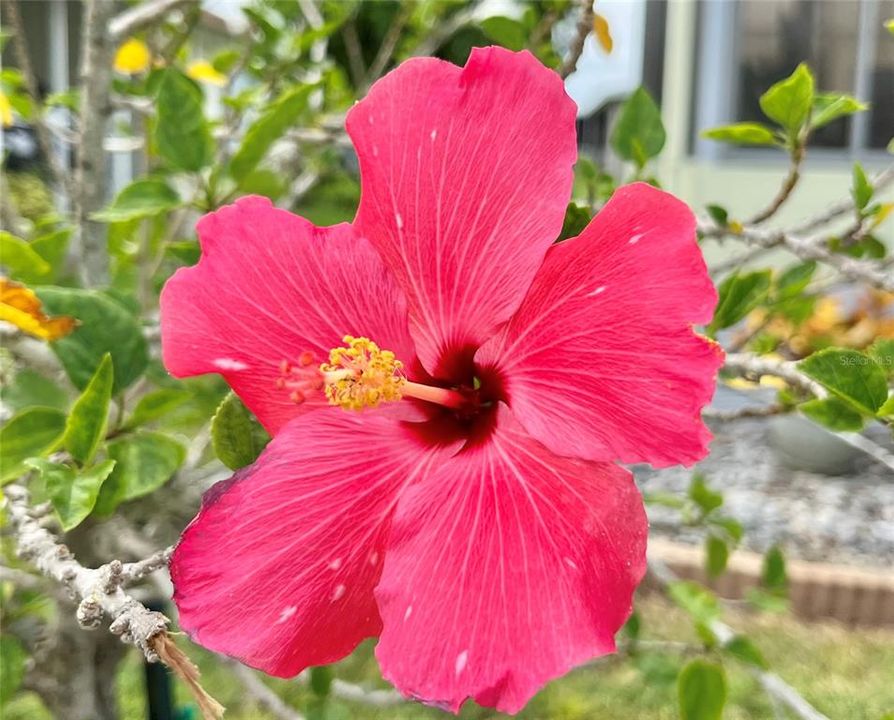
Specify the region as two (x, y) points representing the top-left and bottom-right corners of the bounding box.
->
(320, 336), (405, 411)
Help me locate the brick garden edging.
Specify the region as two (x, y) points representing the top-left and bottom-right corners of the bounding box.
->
(647, 539), (894, 627)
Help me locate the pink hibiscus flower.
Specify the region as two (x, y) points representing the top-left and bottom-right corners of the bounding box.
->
(161, 47), (722, 714)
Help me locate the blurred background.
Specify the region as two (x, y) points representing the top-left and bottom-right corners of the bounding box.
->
(1, 1), (892, 719)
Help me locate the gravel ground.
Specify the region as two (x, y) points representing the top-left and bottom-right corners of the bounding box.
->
(636, 386), (894, 567)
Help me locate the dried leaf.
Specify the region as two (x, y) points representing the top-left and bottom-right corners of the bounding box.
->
(0, 278), (76, 341)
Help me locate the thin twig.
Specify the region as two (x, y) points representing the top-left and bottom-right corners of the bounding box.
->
(792, 165), (894, 235)
(108, 0), (196, 41)
(746, 145), (804, 225)
(228, 661), (306, 720)
(410, 7), (474, 57)
(703, 403), (788, 421)
(2, 0), (71, 195)
(362, 4), (411, 91)
(724, 353), (826, 398)
(648, 555), (831, 720)
(342, 20), (367, 88)
(560, 0), (595, 79)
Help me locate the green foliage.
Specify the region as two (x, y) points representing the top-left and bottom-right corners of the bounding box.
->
(800, 397), (865, 431)
(762, 545), (787, 593)
(810, 92), (867, 130)
(0, 635), (26, 703)
(759, 63), (814, 138)
(229, 84), (315, 182)
(799, 348), (888, 415)
(27, 458), (117, 530)
(0, 368), (68, 413)
(688, 473), (723, 517)
(62, 354), (113, 465)
(211, 393), (271, 470)
(559, 203), (591, 241)
(0, 407), (66, 483)
(610, 87), (666, 169)
(851, 162), (873, 211)
(723, 635), (768, 670)
(668, 581), (720, 625)
(702, 122), (779, 147)
(709, 270), (771, 333)
(155, 69), (213, 172)
(705, 535), (729, 578)
(94, 432), (186, 515)
(480, 16), (527, 50)
(124, 388), (190, 429)
(678, 659), (727, 720)
(0, 231), (52, 283)
(91, 178), (183, 223)
(37, 287), (148, 394)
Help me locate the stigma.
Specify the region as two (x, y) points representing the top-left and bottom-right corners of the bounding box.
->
(320, 336), (406, 411)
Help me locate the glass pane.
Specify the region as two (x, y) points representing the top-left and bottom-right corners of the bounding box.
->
(735, 0), (859, 148)
(869, 0), (894, 149)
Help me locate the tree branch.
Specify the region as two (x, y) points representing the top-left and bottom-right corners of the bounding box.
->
(108, 0), (196, 42)
(746, 145), (804, 225)
(227, 661), (306, 720)
(724, 352), (826, 398)
(362, 4), (411, 91)
(561, 0), (595, 79)
(2, 0), (71, 195)
(72, 0), (117, 286)
(792, 165), (894, 235)
(648, 554), (831, 720)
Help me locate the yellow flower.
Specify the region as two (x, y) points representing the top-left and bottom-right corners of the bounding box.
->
(0, 91), (13, 127)
(0, 278), (76, 341)
(114, 38), (151, 75)
(187, 60), (227, 87)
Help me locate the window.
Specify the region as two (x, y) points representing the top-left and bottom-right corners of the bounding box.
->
(693, 0), (893, 158)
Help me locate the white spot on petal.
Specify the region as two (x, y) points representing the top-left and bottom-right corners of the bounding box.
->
(328, 558), (342, 570)
(404, 605), (413, 621)
(331, 584), (346, 601)
(213, 358), (249, 372)
(277, 605), (297, 624)
(372, 145), (379, 157)
(368, 115), (374, 125)
(564, 557), (579, 570)
(395, 212), (403, 229)
(455, 650), (468, 675)
(369, 551), (379, 566)
(628, 233), (645, 245)
(430, 129), (437, 141)
(586, 285), (607, 297)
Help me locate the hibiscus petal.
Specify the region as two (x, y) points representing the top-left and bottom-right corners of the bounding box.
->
(160, 196), (416, 434)
(477, 183), (723, 467)
(375, 406), (646, 714)
(170, 410), (457, 676)
(348, 47), (577, 379)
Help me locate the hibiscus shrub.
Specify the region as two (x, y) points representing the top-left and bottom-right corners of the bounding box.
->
(1, 2), (892, 720)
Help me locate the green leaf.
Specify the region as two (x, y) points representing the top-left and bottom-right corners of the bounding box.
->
(776, 261), (816, 298)
(668, 581), (720, 624)
(229, 84), (314, 182)
(709, 516), (744, 544)
(800, 397), (865, 432)
(124, 388), (190, 429)
(851, 162), (873, 211)
(29, 228), (71, 280)
(91, 178), (182, 223)
(877, 395), (894, 419)
(94, 432), (185, 514)
(689, 473), (723, 515)
(705, 204), (728, 227)
(0, 231), (51, 282)
(36, 287), (148, 394)
(155, 69), (213, 172)
(211, 393), (270, 470)
(0, 407), (66, 483)
(559, 203), (591, 241)
(310, 666), (333, 698)
(811, 92), (867, 130)
(480, 16), (527, 50)
(709, 270), (771, 333)
(0, 635), (26, 702)
(799, 348), (888, 415)
(762, 545), (787, 592)
(28, 458), (116, 530)
(62, 354), (113, 464)
(0, 368), (68, 412)
(610, 87), (666, 168)
(678, 659), (727, 720)
(705, 535), (729, 578)
(759, 63), (815, 135)
(702, 122), (779, 146)
(723, 635), (768, 670)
